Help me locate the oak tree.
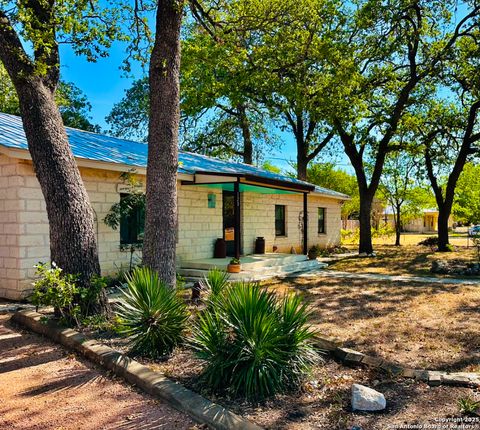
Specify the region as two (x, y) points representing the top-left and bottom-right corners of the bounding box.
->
(322, 0), (479, 254)
(0, 0), (119, 311)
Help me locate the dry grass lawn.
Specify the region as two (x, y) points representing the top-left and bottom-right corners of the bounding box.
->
(328, 244), (479, 277)
(267, 276), (480, 372)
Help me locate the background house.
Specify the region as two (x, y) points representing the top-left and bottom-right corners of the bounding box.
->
(0, 113), (348, 299)
(382, 207), (454, 233)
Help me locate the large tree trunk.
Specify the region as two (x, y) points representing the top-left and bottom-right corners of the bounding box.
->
(296, 133), (308, 181)
(437, 208), (450, 252)
(237, 104), (253, 164)
(394, 204), (401, 246)
(16, 79), (107, 313)
(143, 0), (183, 287)
(358, 194), (374, 254)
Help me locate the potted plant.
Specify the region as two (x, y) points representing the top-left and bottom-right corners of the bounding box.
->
(227, 258), (241, 273)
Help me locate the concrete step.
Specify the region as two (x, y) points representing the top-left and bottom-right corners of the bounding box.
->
(180, 253), (308, 271)
(178, 259), (327, 283)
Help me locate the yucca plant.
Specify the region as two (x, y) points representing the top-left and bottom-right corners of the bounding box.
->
(202, 267), (230, 297)
(116, 267), (189, 358)
(191, 281), (319, 401)
(458, 396), (480, 416)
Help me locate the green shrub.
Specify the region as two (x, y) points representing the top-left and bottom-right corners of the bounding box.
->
(308, 245), (322, 259)
(30, 263), (108, 325)
(202, 268), (230, 297)
(458, 396), (480, 415)
(192, 282), (319, 401)
(116, 267), (189, 358)
(341, 228), (359, 244)
(30, 262), (80, 324)
(371, 224), (395, 238)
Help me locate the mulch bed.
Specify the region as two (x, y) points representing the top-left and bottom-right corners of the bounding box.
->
(84, 318), (479, 430)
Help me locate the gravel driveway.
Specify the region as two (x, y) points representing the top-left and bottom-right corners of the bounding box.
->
(0, 314), (198, 430)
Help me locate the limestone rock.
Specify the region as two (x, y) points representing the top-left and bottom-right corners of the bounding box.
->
(351, 384), (386, 411)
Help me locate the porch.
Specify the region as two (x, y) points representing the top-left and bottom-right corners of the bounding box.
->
(181, 171), (314, 260)
(178, 253), (327, 282)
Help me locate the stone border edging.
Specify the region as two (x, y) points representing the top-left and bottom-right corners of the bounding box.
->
(314, 335), (480, 388)
(11, 310), (262, 430)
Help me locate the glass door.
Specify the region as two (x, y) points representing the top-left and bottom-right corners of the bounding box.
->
(222, 190), (235, 257)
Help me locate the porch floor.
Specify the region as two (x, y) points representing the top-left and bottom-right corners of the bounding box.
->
(178, 253), (327, 282)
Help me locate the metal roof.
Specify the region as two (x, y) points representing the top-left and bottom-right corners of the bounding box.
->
(383, 206), (438, 215)
(0, 112), (349, 200)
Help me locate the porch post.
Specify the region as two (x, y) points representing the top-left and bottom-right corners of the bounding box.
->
(303, 192), (308, 255)
(234, 180), (241, 259)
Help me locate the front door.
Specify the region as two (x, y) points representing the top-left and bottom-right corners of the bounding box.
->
(223, 190), (236, 257)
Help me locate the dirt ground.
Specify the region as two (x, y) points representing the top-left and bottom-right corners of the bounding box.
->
(0, 314), (197, 430)
(329, 244), (479, 277)
(92, 331), (480, 430)
(152, 350), (480, 430)
(267, 276), (480, 372)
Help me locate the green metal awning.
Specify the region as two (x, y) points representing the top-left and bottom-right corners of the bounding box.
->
(195, 182), (299, 194)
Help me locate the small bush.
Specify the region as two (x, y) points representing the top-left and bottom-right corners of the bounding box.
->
(192, 281), (319, 401)
(458, 396), (480, 415)
(341, 228), (359, 244)
(30, 262), (80, 324)
(418, 236), (439, 247)
(30, 263), (108, 325)
(371, 225), (395, 239)
(308, 245), (322, 260)
(116, 267), (189, 358)
(202, 267), (230, 297)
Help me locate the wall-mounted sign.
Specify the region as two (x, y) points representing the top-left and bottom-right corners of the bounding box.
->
(208, 193), (216, 208)
(117, 184), (144, 194)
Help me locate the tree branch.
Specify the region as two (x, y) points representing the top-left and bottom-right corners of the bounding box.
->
(307, 130), (334, 162)
(0, 9), (34, 83)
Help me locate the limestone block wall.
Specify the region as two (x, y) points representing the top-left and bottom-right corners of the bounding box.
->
(307, 194), (342, 249)
(0, 157), (225, 298)
(242, 192), (342, 255)
(10, 162), (137, 297)
(175, 185), (223, 263)
(0, 154), (23, 299)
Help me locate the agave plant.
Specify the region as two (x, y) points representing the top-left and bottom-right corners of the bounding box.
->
(116, 267), (189, 358)
(202, 267), (230, 297)
(192, 281), (319, 401)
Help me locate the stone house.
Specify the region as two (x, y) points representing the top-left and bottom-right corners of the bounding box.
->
(382, 207), (454, 233)
(0, 113), (348, 299)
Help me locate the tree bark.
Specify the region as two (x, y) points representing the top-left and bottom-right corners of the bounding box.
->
(394, 204), (401, 246)
(237, 104), (253, 164)
(437, 206), (450, 251)
(297, 148), (308, 181)
(143, 0), (183, 287)
(358, 195), (374, 254)
(17, 80), (107, 312)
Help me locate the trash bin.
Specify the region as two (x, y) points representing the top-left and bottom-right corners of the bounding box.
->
(255, 237), (266, 254)
(214, 238), (227, 258)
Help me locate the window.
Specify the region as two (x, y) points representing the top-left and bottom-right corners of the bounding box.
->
(275, 205), (286, 236)
(120, 193), (145, 244)
(318, 207), (326, 234)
